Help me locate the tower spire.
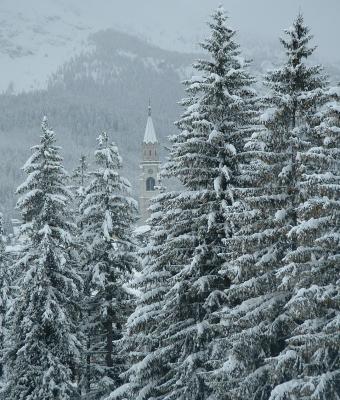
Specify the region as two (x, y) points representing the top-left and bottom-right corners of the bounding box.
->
(143, 99), (157, 144)
(148, 98), (152, 116)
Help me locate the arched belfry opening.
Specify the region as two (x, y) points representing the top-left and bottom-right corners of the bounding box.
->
(146, 177), (156, 191)
(139, 101), (161, 223)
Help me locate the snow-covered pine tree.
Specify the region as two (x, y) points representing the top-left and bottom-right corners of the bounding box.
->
(259, 15), (339, 400)
(109, 7), (258, 400)
(108, 190), (189, 400)
(80, 132), (138, 399)
(69, 154), (90, 291)
(2, 117), (83, 400)
(210, 13), (334, 400)
(69, 155), (92, 394)
(269, 82), (340, 398)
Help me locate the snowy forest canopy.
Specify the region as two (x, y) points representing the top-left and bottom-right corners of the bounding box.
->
(0, 7), (339, 400)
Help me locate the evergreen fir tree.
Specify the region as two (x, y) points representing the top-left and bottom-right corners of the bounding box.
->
(110, 7), (257, 400)
(80, 132), (138, 399)
(2, 117), (83, 400)
(70, 154), (91, 395)
(210, 14), (335, 400)
(69, 154), (90, 300)
(269, 81), (340, 398)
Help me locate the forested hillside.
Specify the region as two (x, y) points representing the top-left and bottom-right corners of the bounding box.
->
(0, 30), (194, 224)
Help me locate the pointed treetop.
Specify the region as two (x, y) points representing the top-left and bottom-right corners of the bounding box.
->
(41, 115), (50, 132)
(143, 101), (158, 144)
(280, 12), (315, 62)
(39, 116), (56, 147)
(97, 131), (109, 148)
(208, 5), (229, 31)
(200, 6), (239, 66)
(211, 4), (226, 19)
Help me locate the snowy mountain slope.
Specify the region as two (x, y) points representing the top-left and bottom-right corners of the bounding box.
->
(0, 0), (91, 92)
(0, 0), (204, 93)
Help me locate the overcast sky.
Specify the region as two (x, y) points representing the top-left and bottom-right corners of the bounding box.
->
(99, 0), (340, 62)
(1, 0), (339, 91)
(3, 0), (339, 58)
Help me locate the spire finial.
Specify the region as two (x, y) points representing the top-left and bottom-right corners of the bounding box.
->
(148, 98), (151, 117)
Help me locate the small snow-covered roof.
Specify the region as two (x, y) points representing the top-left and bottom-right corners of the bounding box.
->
(143, 105), (158, 144)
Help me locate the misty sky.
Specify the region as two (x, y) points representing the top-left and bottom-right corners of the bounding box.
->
(79, 0), (340, 61)
(4, 0), (340, 60)
(1, 0), (339, 91)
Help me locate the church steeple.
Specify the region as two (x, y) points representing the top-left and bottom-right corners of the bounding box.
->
(139, 101), (161, 224)
(143, 101), (158, 145)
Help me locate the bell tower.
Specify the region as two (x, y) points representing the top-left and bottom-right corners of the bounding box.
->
(139, 102), (161, 224)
